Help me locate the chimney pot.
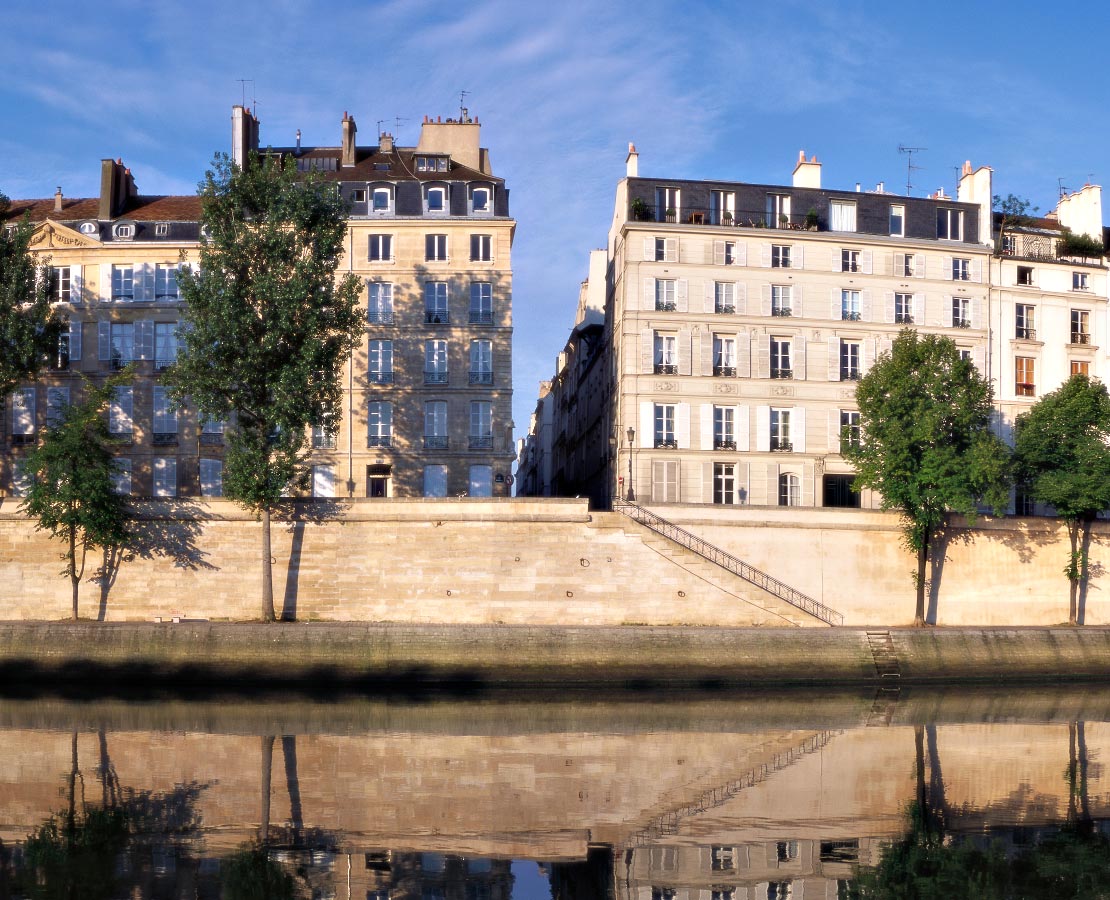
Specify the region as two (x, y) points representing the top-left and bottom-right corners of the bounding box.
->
(54, 187), (63, 213)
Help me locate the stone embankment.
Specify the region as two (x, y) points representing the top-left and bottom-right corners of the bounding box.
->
(3, 622), (1110, 689)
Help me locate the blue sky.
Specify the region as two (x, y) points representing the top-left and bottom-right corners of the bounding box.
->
(3, 0), (1107, 440)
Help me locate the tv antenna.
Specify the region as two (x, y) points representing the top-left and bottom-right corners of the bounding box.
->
(898, 145), (926, 196)
(1058, 177), (1068, 199)
(459, 89), (470, 119)
(237, 79), (255, 110)
(377, 119), (386, 138)
(393, 117), (407, 134)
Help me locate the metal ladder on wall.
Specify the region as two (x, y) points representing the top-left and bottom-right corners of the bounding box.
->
(612, 501), (844, 626)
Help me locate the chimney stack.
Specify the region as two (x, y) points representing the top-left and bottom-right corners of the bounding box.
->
(54, 187), (63, 214)
(380, 133), (394, 153)
(342, 112), (357, 167)
(626, 142), (639, 178)
(98, 158), (133, 220)
(793, 150), (822, 189)
(231, 105), (260, 167)
(295, 129), (302, 156)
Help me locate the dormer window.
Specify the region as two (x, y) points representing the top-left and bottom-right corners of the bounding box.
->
(371, 186), (393, 214)
(113, 223), (134, 240)
(416, 156), (449, 173)
(79, 222), (97, 236)
(424, 185), (448, 215)
(470, 186), (492, 215)
(155, 223), (169, 237)
(351, 189), (367, 203)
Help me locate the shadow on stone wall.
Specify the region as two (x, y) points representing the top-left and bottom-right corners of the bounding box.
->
(276, 500), (349, 621)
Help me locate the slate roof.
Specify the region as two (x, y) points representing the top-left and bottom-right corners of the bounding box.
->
(268, 146), (503, 184)
(2, 195), (202, 224)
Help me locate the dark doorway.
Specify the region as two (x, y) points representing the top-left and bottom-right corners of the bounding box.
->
(823, 474), (860, 508)
(367, 464), (391, 498)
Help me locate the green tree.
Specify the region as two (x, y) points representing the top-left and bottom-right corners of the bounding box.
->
(166, 153), (362, 621)
(845, 331), (1011, 625)
(0, 190), (63, 398)
(992, 193), (1038, 256)
(1013, 375), (1110, 624)
(20, 374), (133, 619)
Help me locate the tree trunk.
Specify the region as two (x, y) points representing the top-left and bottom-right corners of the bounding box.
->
(259, 734), (274, 846)
(915, 538), (928, 627)
(1068, 520), (1080, 626)
(68, 523), (79, 620)
(261, 505), (275, 622)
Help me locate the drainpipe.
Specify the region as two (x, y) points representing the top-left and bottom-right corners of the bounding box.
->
(347, 225), (355, 497)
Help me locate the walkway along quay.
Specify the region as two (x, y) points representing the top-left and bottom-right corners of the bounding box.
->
(3, 623), (1110, 689)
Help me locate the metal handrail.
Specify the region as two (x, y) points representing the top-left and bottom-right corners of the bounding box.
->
(613, 500), (844, 626)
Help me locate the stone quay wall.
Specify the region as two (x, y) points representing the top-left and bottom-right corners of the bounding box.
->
(0, 497), (1107, 627)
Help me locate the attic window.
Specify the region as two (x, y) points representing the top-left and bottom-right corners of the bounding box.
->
(113, 223), (134, 239)
(374, 163), (391, 172)
(351, 189), (367, 203)
(79, 222), (97, 235)
(155, 223), (169, 237)
(416, 156), (449, 173)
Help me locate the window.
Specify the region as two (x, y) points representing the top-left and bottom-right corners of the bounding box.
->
(113, 223), (134, 240)
(110, 323), (135, 368)
(368, 340), (394, 383)
(311, 465), (335, 498)
(1071, 360), (1090, 377)
(1017, 266), (1034, 286)
(311, 425), (336, 449)
(424, 185), (447, 213)
(952, 258), (970, 281)
(468, 465), (493, 497)
(1072, 310), (1091, 344)
(152, 387), (177, 444)
(778, 472), (800, 506)
(713, 335), (735, 376)
(470, 234), (492, 262)
(368, 234), (393, 262)
(771, 244), (791, 268)
(368, 283), (393, 323)
(1001, 234), (1016, 255)
(368, 401), (393, 447)
(722, 241), (736, 265)
(155, 264), (179, 300)
(889, 204), (905, 237)
(655, 186), (680, 221)
(655, 279), (676, 311)
(416, 156), (449, 173)
(423, 465), (448, 497)
(654, 332), (677, 374)
(713, 463), (738, 505)
(840, 410), (860, 451)
(841, 340), (861, 380)
(424, 401), (448, 449)
(770, 408), (792, 451)
(714, 282), (735, 314)
(1074, 271), (1090, 291)
(469, 401), (493, 449)
(52, 266), (71, 303)
(469, 340), (493, 384)
(937, 208), (964, 240)
(653, 237), (677, 262)
(829, 200), (857, 232)
(56, 321), (80, 369)
(895, 292), (914, 324)
(46, 387), (69, 428)
(841, 289), (861, 321)
(79, 222), (97, 235)
(711, 846), (735, 872)
(200, 418), (224, 445)
(470, 282), (493, 324)
(842, 249), (860, 273)
(111, 459), (132, 495)
(1015, 305), (1036, 340)
(767, 193), (792, 229)
(771, 285), (792, 316)
(425, 234), (448, 262)
(199, 458), (223, 497)
(155, 223), (169, 237)
(824, 474), (860, 508)
(153, 457), (177, 497)
(1016, 356), (1036, 397)
(952, 297), (971, 328)
(372, 187), (392, 212)
(470, 186), (491, 213)
(654, 403), (676, 448)
(112, 265), (134, 300)
(10, 388), (35, 443)
(770, 337), (792, 378)
(424, 340), (448, 384)
(424, 282), (449, 323)
(710, 190), (735, 225)
(154, 322), (178, 370)
(350, 188), (367, 204)
(713, 406), (735, 450)
(109, 387), (132, 436)
(899, 254), (917, 277)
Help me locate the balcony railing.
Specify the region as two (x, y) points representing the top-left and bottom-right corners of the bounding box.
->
(152, 432), (178, 446)
(654, 438), (678, 449)
(424, 435), (449, 450)
(841, 369), (861, 381)
(424, 371), (448, 384)
(714, 304), (735, 315)
(469, 310), (493, 325)
(200, 433), (223, 446)
(770, 439), (793, 452)
(424, 311), (450, 325)
(368, 371), (394, 384)
(628, 203), (823, 231)
(312, 434), (337, 450)
(367, 309), (394, 325)
(1016, 383), (1036, 397)
(714, 439), (736, 451)
(155, 358), (175, 372)
(655, 300), (677, 312)
(654, 363), (677, 375)
(841, 311), (861, 321)
(469, 435), (494, 450)
(1072, 332), (1091, 345)
(953, 318), (972, 329)
(10, 433), (35, 445)
(770, 368), (793, 379)
(714, 366), (736, 377)
(771, 307), (793, 317)
(1015, 327), (1037, 340)
(367, 435), (392, 448)
(895, 314), (914, 324)
(469, 371), (494, 385)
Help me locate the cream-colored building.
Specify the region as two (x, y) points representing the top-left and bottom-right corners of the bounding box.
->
(2, 107), (515, 500)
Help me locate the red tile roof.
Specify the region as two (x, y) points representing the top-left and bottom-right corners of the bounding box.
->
(3, 195), (201, 224)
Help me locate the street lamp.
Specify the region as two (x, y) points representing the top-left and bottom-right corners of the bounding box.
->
(626, 426), (636, 502)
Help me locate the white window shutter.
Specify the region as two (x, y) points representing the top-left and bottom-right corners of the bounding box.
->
(894, 253), (905, 277)
(736, 404), (749, 451)
(676, 404), (690, 449)
(639, 401), (654, 448)
(942, 256), (953, 280)
(863, 337), (874, 373)
(703, 282), (715, 314)
(140, 263), (155, 301)
(137, 320), (154, 360)
(714, 241), (725, 266)
(766, 463), (780, 507)
(792, 285), (804, 318)
(700, 331), (713, 376)
(971, 297), (981, 329)
(971, 259), (983, 283)
(100, 265), (112, 303)
(737, 461), (749, 504)
(69, 321), (82, 361)
(760, 243), (771, 267)
(793, 407), (806, 453)
(832, 248), (842, 272)
(676, 279), (688, 312)
(794, 246), (804, 269)
(98, 321), (111, 360)
(641, 327), (653, 374)
(736, 331), (751, 377)
(677, 327), (691, 375)
(828, 337), (841, 381)
(71, 268), (83, 304)
(861, 250), (873, 275)
(701, 461), (713, 504)
(861, 290), (873, 322)
(755, 405), (770, 452)
(795, 337), (807, 380)
(828, 410), (841, 453)
(913, 293), (925, 324)
(945, 296), (955, 328)
(644, 238), (654, 261)
(880, 336), (893, 359)
(699, 404), (713, 450)
(735, 243), (747, 266)
(643, 279), (655, 311)
(803, 464), (814, 505)
(734, 283), (746, 314)
(914, 255), (926, 278)
(755, 334), (770, 379)
(973, 345), (986, 373)
(119, 387), (133, 429)
(761, 284), (772, 316)
(884, 291), (895, 324)
(830, 288), (841, 320)
(665, 238), (677, 263)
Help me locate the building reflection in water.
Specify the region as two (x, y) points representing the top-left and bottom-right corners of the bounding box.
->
(0, 689), (1108, 898)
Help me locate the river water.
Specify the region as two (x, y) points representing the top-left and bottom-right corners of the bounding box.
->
(1, 685), (1109, 899)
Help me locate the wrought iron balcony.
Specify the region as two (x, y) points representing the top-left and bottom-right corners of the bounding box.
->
(770, 439), (793, 452)
(654, 363), (677, 375)
(953, 319), (972, 329)
(469, 371), (494, 385)
(368, 371), (394, 384)
(1016, 382), (1036, 397)
(840, 369), (861, 381)
(367, 435), (392, 448)
(367, 309), (394, 325)
(655, 300), (677, 312)
(654, 438), (678, 449)
(714, 439), (736, 450)
(199, 433), (223, 446)
(770, 368), (793, 379)
(627, 202), (823, 231)
(152, 432), (178, 446)
(714, 304), (735, 315)
(424, 311), (450, 325)
(895, 314), (914, 324)
(841, 311), (861, 321)
(714, 365), (736, 377)
(424, 371), (448, 384)
(10, 434), (35, 445)
(1015, 327), (1037, 340)
(469, 310), (493, 325)
(423, 435), (449, 450)
(469, 435), (494, 450)
(1072, 332), (1091, 345)
(772, 307), (793, 317)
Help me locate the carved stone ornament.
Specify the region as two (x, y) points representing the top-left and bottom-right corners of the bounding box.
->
(839, 388), (856, 399)
(771, 385), (795, 397)
(654, 381), (680, 392)
(714, 383), (738, 394)
(29, 220), (99, 249)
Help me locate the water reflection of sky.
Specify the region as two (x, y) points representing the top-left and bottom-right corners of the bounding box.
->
(511, 861), (551, 899)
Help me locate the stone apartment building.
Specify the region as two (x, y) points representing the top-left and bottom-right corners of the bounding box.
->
(1, 107), (515, 500)
(518, 148), (1107, 510)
